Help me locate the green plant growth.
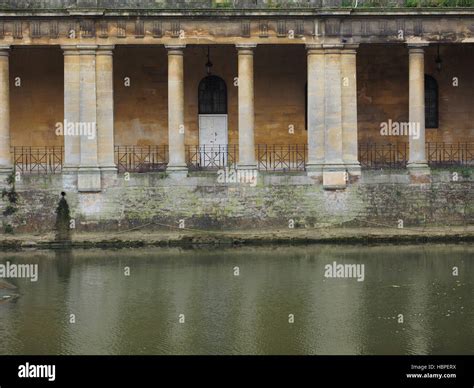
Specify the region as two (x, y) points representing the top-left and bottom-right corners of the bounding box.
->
(343, 0), (473, 6)
(158, 171), (169, 179)
(405, 0), (473, 6)
(212, 0), (233, 8)
(1, 172), (19, 234)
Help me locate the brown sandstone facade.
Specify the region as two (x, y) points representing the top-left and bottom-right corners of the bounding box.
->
(0, 6), (473, 192)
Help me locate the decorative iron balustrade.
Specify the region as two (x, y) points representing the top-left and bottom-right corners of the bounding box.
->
(358, 143), (408, 169)
(115, 145), (168, 173)
(426, 142), (474, 167)
(359, 142), (474, 169)
(10, 143), (473, 175)
(12, 146), (64, 174)
(186, 144), (238, 171)
(257, 144), (307, 172)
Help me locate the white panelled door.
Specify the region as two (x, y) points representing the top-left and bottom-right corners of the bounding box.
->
(198, 114), (228, 168)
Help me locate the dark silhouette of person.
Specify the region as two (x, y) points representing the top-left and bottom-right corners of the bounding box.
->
(55, 191), (71, 242)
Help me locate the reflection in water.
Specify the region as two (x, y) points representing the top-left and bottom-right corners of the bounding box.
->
(0, 245), (472, 355)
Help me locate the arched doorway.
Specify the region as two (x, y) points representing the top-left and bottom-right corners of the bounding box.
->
(198, 75), (228, 167)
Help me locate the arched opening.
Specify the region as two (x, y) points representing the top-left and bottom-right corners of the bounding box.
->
(198, 75), (227, 115)
(425, 74), (438, 129)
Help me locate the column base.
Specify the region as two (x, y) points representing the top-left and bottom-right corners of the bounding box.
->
(0, 165), (13, 174)
(306, 162), (324, 182)
(100, 165), (118, 173)
(77, 166), (102, 192)
(166, 164), (188, 179)
(344, 162), (361, 177)
(237, 163), (258, 171)
(62, 165), (79, 173)
(323, 163), (347, 190)
(0, 166), (13, 186)
(407, 162), (430, 173)
(61, 167), (78, 191)
(100, 167), (118, 188)
(407, 162), (431, 183)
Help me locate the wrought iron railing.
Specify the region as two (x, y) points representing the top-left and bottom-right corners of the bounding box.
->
(115, 145), (168, 173)
(12, 146), (64, 174)
(426, 142), (474, 167)
(358, 143), (408, 169)
(10, 142), (473, 175)
(186, 144), (238, 171)
(359, 142), (474, 169)
(257, 144), (307, 171)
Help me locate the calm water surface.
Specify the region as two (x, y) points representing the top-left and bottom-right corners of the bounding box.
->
(0, 244), (472, 355)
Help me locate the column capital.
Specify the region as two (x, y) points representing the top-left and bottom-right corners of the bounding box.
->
(236, 43), (257, 54)
(306, 43), (324, 54)
(76, 44), (99, 55)
(0, 45), (10, 56)
(323, 43), (344, 49)
(61, 45), (79, 55)
(323, 43), (344, 54)
(165, 44), (186, 55)
(342, 43), (359, 53)
(96, 45), (115, 56)
(407, 43), (429, 53)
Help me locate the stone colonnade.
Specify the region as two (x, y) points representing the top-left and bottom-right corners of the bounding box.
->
(0, 43), (430, 191)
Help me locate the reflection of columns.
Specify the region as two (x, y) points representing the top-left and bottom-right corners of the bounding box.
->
(62, 46), (81, 172)
(236, 43), (257, 169)
(407, 44), (429, 173)
(166, 44), (187, 173)
(96, 45), (116, 173)
(0, 46), (11, 174)
(77, 45), (101, 192)
(322, 44), (346, 189)
(306, 44), (325, 177)
(341, 44), (361, 176)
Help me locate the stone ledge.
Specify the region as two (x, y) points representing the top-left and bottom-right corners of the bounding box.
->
(0, 226), (473, 250)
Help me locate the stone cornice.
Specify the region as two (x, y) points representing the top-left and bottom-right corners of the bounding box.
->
(0, 13), (473, 44)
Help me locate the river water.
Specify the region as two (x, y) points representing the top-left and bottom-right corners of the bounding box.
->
(0, 244), (472, 355)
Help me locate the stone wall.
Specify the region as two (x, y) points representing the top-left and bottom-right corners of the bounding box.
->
(0, 1), (342, 10)
(1, 169), (472, 234)
(2, 0), (471, 10)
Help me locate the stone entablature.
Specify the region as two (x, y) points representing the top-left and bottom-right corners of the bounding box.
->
(0, 13), (473, 44)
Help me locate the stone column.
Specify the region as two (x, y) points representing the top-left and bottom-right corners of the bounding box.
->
(407, 44), (429, 174)
(236, 43), (257, 170)
(166, 44), (187, 174)
(77, 45), (101, 192)
(0, 46), (11, 175)
(306, 44), (325, 179)
(323, 44), (346, 189)
(341, 44), (361, 177)
(62, 46), (81, 173)
(96, 45), (116, 174)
